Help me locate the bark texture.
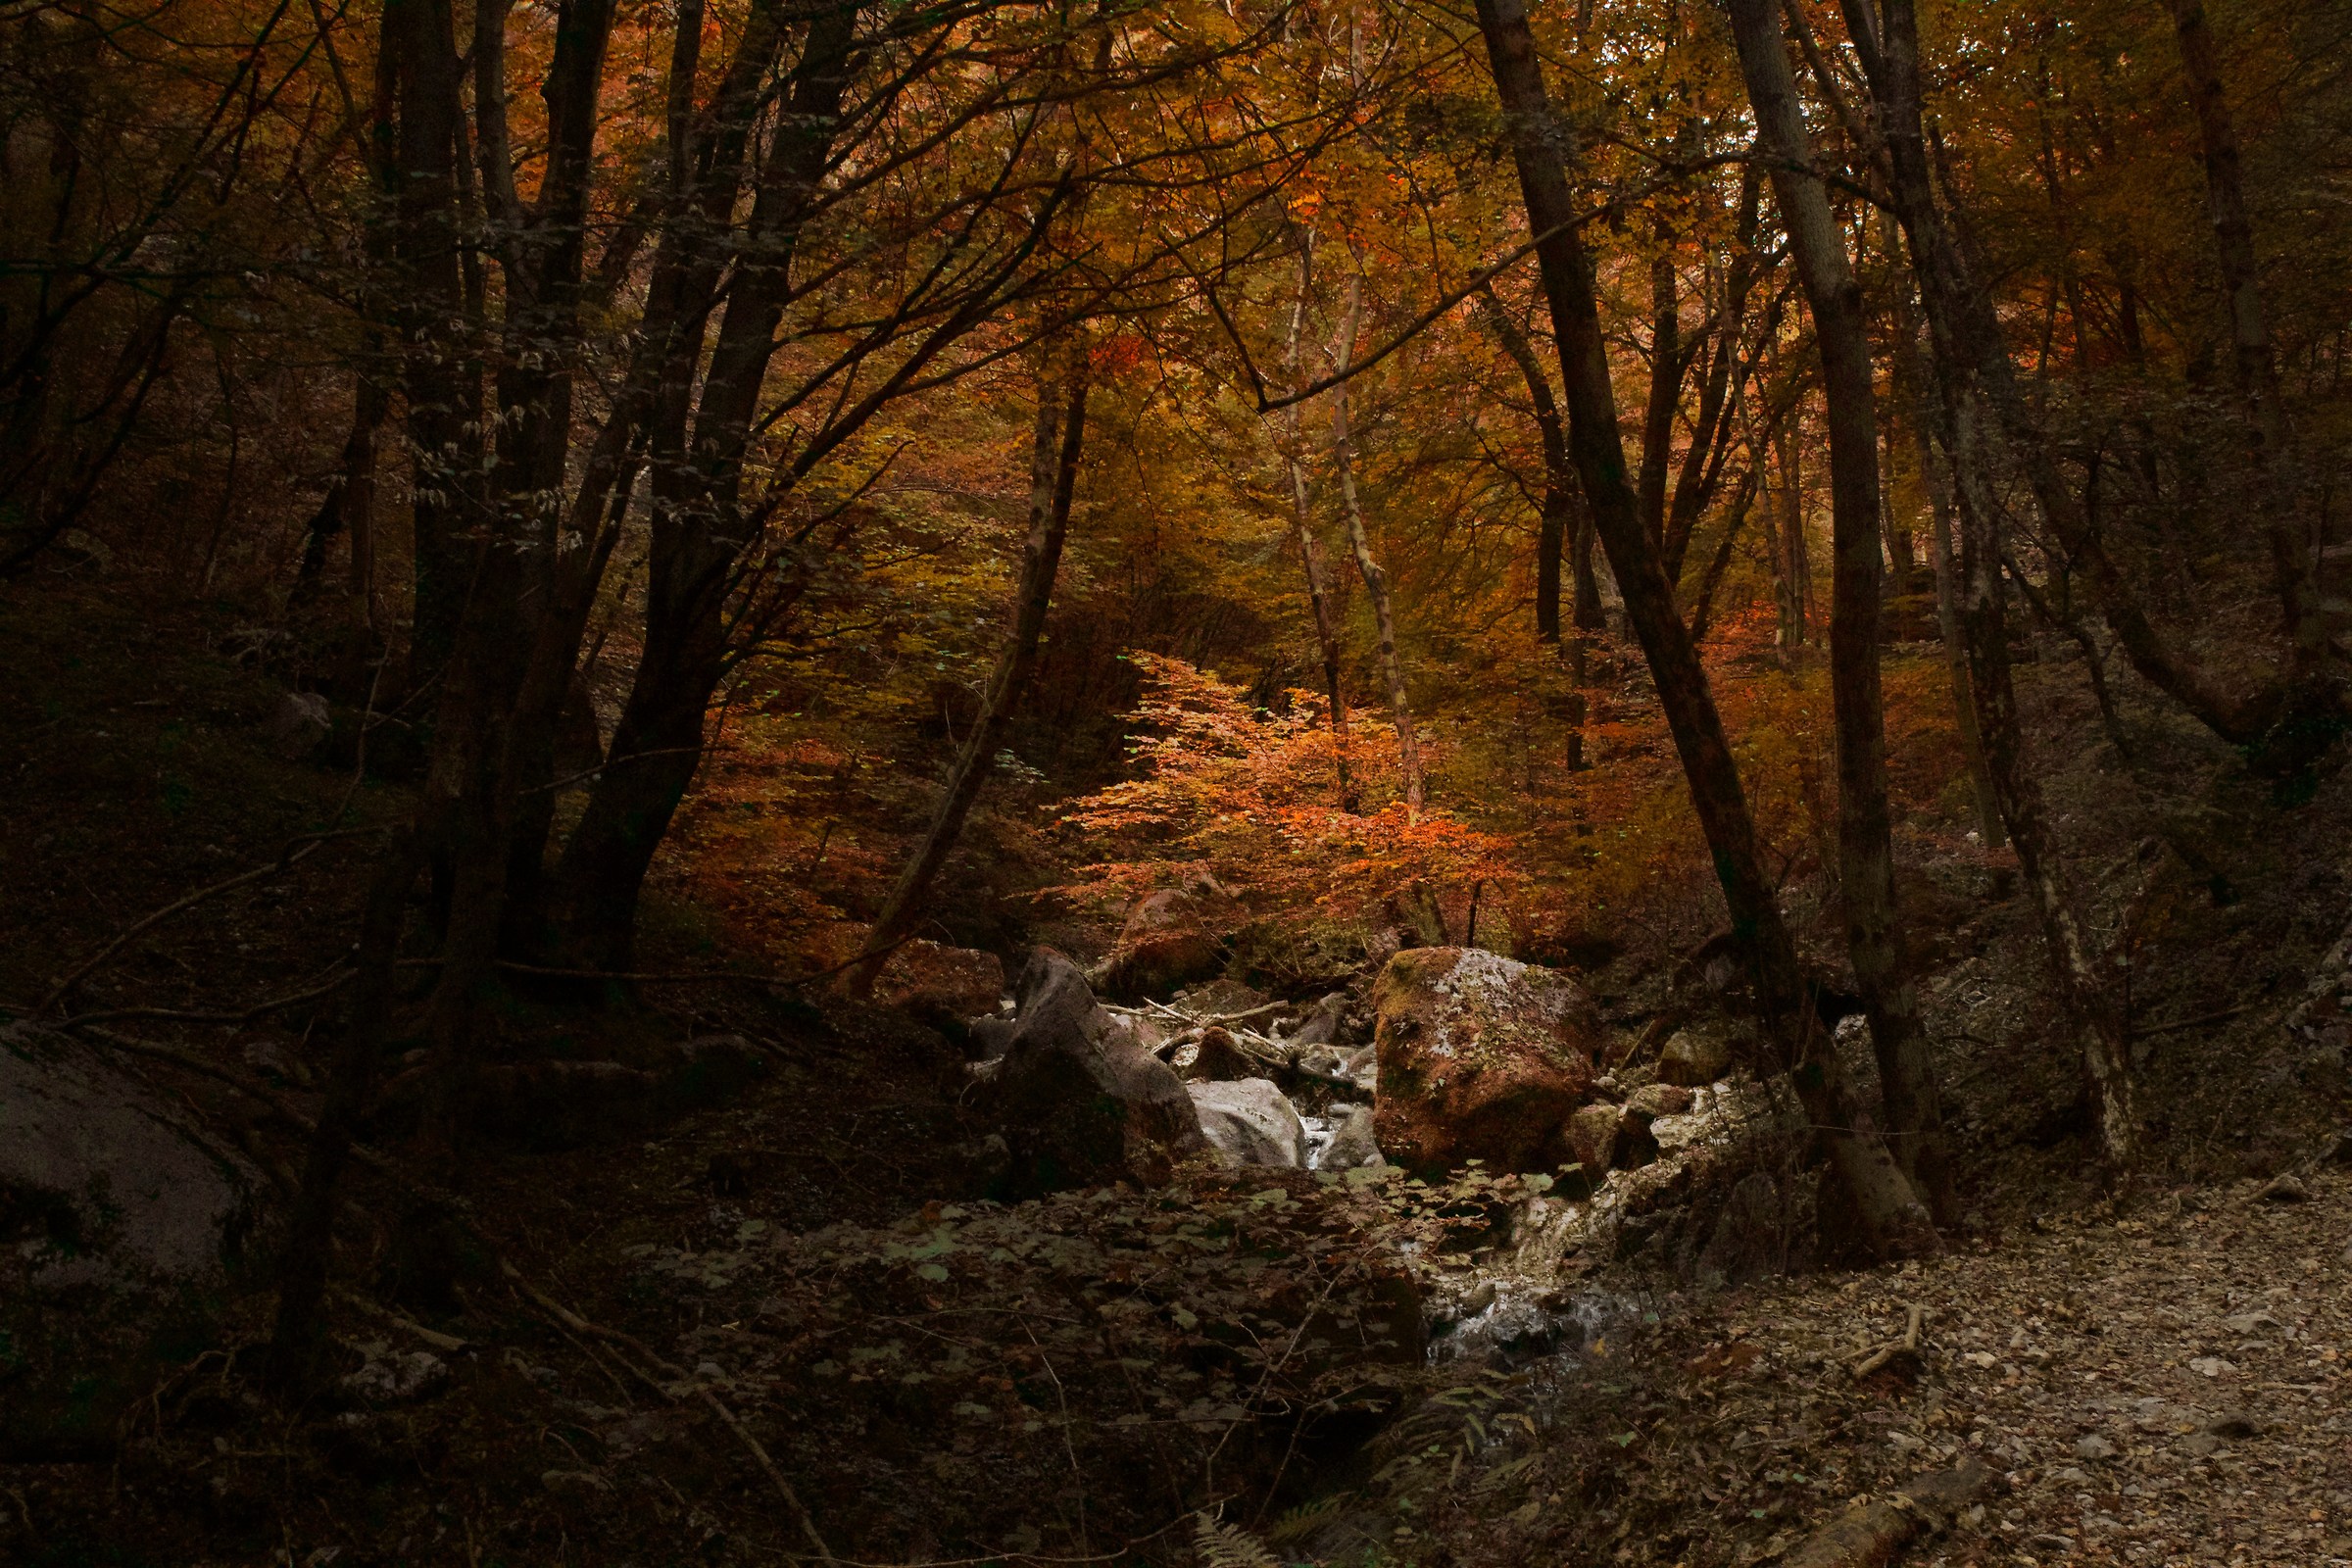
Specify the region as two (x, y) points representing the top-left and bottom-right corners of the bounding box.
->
(1473, 0), (1936, 1257)
(1727, 0), (1953, 1222)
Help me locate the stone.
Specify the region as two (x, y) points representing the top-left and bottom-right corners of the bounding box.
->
(2259, 1173), (2311, 1202)
(870, 942), (1005, 1024)
(1625, 1082), (1692, 1118)
(1562, 1102), (1621, 1191)
(1370, 948), (1604, 1176)
(1317, 1104), (1386, 1171)
(266, 690), (333, 761)
(972, 948), (1205, 1196)
(1102, 889), (1227, 999)
(2074, 1434), (2117, 1461)
(1656, 1026), (1736, 1087)
(1188, 1078), (1307, 1167)
(967, 1015), (1017, 1061)
(1175, 1025), (1260, 1083)
(342, 1347), (450, 1406)
(1285, 993), (1352, 1051)
(0, 1024), (265, 1459)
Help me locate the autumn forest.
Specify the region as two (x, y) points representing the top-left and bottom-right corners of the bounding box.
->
(5, 0), (2352, 1562)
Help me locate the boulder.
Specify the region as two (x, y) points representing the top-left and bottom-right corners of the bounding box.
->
(1174, 1025), (1259, 1082)
(0, 1025), (265, 1459)
(973, 949), (1205, 1196)
(1188, 1079), (1308, 1167)
(1561, 1102), (1621, 1193)
(1657, 1026), (1737, 1087)
(1102, 889), (1227, 999)
(266, 690), (332, 761)
(1624, 1082), (1692, 1119)
(1369, 948), (1604, 1177)
(871, 941), (1005, 1024)
(1317, 1104), (1386, 1171)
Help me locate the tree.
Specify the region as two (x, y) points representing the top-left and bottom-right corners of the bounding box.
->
(1471, 0), (1936, 1257)
(1725, 0), (1954, 1220)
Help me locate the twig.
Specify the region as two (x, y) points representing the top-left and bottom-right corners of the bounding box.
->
(67, 1022), (472, 1215)
(61, 969), (354, 1029)
(330, 1286), (470, 1353)
(2127, 1004), (2252, 1040)
(39, 824), (386, 1012)
(497, 1262), (837, 1562)
(399, 935), (919, 991)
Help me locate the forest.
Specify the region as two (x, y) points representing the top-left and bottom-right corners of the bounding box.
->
(4, 0), (2351, 1561)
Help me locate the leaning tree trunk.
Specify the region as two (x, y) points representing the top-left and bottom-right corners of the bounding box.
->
(1333, 270), (1424, 820)
(1729, 0), (1955, 1224)
(846, 367), (1088, 999)
(1472, 0), (1936, 1258)
(543, 3), (864, 968)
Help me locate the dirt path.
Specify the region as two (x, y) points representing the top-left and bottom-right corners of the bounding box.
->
(1572, 1164), (2352, 1566)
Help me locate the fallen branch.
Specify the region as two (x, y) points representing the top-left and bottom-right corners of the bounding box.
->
(330, 1286), (470, 1353)
(2127, 1004), (2254, 1040)
(62, 969), (355, 1030)
(39, 824), (387, 1013)
(1782, 1459), (1992, 1568)
(1851, 1303), (1924, 1380)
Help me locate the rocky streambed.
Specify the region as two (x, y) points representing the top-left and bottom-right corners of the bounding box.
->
(962, 942), (1797, 1376)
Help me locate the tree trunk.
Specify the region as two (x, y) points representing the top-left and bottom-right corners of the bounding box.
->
(1845, 0), (2283, 749)
(1334, 270), (1424, 819)
(1477, 288), (1575, 648)
(2164, 0), (2321, 676)
(1285, 233), (1353, 804)
(545, 2), (863, 967)
(266, 830), (419, 1399)
(1895, 309), (2005, 850)
(847, 367), (1088, 998)
(1636, 245), (1680, 546)
(1472, 0), (1936, 1258)
(1848, 0), (2141, 1165)
(1686, 463), (1757, 646)
(1728, 0), (1955, 1223)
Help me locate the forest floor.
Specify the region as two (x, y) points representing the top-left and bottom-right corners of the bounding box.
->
(6, 579), (2352, 1568)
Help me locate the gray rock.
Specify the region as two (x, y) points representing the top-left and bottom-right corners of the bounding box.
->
(973, 949), (1205, 1196)
(2259, 1173), (2311, 1202)
(967, 1015), (1017, 1061)
(1285, 993), (1351, 1051)
(343, 1348), (450, 1406)
(1188, 1078), (1307, 1167)
(0, 1025), (264, 1458)
(2074, 1434), (2117, 1461)
(1657, 1026), (1735, 1087)
(265, 690), (332, 761)
(1316, 1104), (1386, 1171)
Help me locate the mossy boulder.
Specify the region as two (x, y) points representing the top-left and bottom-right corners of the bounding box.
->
(1369, 948), (1604, 1178)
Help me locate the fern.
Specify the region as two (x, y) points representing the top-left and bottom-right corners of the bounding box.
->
(1266, 1493), (1347, 1544)
(1193, 1511), (1282, 1568)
